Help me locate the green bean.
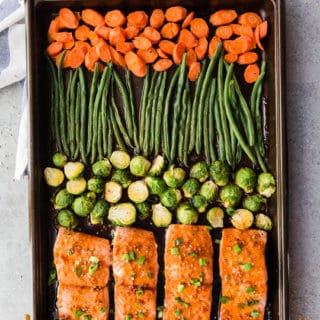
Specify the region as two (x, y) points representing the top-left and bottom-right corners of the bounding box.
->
(203, 89), (211, 164)
(228, 81), (238, 169)
(255, 145), (267, 172)
(66, 69), (73, 145)
(208, 79), (217, 163)
(214, 98), (225, 161)
(139, 66), (150, 150)
(182, 83), (192, 166)
(97, 107), (103, 161)
(110, 106), (127, 152)
(178, 84), (189, 164)
(250, 61), (267, 114)
(73, 82), (81, 160)
(69, 69), (79, 158)
(107, 117), (113, 158)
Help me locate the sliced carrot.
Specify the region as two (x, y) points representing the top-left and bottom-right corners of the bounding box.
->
(59, 8), (79, 29)
(161, 22), (180, 39)
(85, 46), (100, 71)
(63, 39), (75, 50)
(224, 52), (238, 64)
(216, 25), (233, 39)
(156, 48), (169, 59)
(209, 10), (238, 26)
(75, 41), (91, 54)
(190, 18), (209, 38)
(68, 46), (86, 68)
(96, 39), (112, 63)
(105, 9), (126, 27)
(95, 25), (112, 40)
(259, 20), (268, 39)
(52, 32), (73, 43)
(46, 41), (63, 57)
(48, 17), (60, 35)
(186, 48), (197, 67)
(153, 58), (173, 72)
(244, 63), (260, 83)
(181, 11), (194, 29)
(195, 37), (208, 60)
(165, 6), (187, 22)
(240, 24), (254, 38)
(237, 51), (258, 65)
(75, 25), (91, 41)
(55, 51), (70, 68)
(150, 8), (165, 29)
(88, 31), (100, 46)
(142, 26), (161, 44)
(208, 35), (222, 58)
(178, 29), (198, 49)
(125, 26), (140, 39)
(109, 45), (126, 67)
(137, 47), (158, 63)
(159, 40), (176, 55)
(116, 41), (135, 54)
(254, 25), (264, 51)
(173, 42), (186, 65)
(238, 12), (262, 28)
(127, 11), (148, 30)
(133, 36), (152, 50)
(109, 27), (126, 46)
(124, 51), (147, 77)
(81, 9), (105, 27)
(223, 36), (254, 54)
(231, 23), (241, 35)
(188, 61), (201, 81)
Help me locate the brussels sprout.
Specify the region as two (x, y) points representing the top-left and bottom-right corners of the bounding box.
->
(243, 194), (266, 213)
(182, 178), (200, 198)
(145, 176), (166, 195)
(163, 165), (186, 188)
(230, 209), (254, 230)
(108, 202), (136, 226)
(257, 172), (276, 198)
(152, 203), (172, 227)
(105, 181), (122, 203)
(190, 161), (209, 183)
(255, 213), (273, 231)
(57, 209), (78, 229)
(209, 161), (230, 186)
(52, 153), (67, 168)
(177, 203), (199, 225)
(130, 156), (151, 177)
(207, 207), (224, 228)
(87, 177), (105, 193)
(110, 150), (131, 169)
(160, 188), (182, 209)
(128, 180), (149, 203)
(44, 167), (64, 187)
(72, 193), (95, 217)
(199, 180), (219, 203)
(66, 177), (87, 195)
(136, 202), (151, 220)
(148, 155), (166, 176)
(64, 161), (85, 180)
(54, 188), (74, 209)
(90, 200), (109, 225)
(111, 170), (132, 189)
(86, 191), (97, 204)
(219, 184), (243, 208)
(191, 195), (208, 213)
(235, 167), (257, 193)
(92, 159), (112, 177)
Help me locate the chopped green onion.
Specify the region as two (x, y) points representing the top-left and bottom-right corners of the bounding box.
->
(129, 251), (136, 261)
(189, 252), (198, 258)
(246, 287), (255, 294)
(171, 247), (180, 255)
(123, 253), (130, 262)
(83, 315), (91, 320)
(100, 307), (106, 313)
(199, 258), (208, 266)
(214, 239), (221, 244)
(233, 244), (242, 254)
(68, 249), (74, 255)
(137, 256), (146, 265)
(190, 278), (202, 287)
(220, 296), (229, 304)
(246, 299), (259, 306)
(174, 238), (183, 246)
(130, 274), (136, 280)
(136, 289), (144, 297)
(178, 284), (185, 292)
(75, 310), (84, 319)
(174, 297), (190, 308)
(174, 309), (182, 317)
(138, 311), (144, 318)
(244, 263), (253, 272)
(146, 272), (153, 279)
(48, 268), (57, 286)
(251, 310), (260, 318)
(88, 262), (99, 276)
(157, 306), (164, 318)
(125, 315), (132, 320)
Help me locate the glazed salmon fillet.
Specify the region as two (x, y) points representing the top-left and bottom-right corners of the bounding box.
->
(54, 228), (111, 287)
(57, 285), (109, 320)
(219, 228), (267, 320)
(114, 284), (156, 320)
(113, 227), (158, 288)
(164, 225), (213, 320)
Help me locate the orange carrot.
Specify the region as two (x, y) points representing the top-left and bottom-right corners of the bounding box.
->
(181, 11), (194, 29)
(95, 25), (112, 40)
(224, 52), (238, 64)
(153, 58), (173, 72)
(142, 26), (161, 44)
(96, 39), (112, 63)
(231, 23), (241, 35)
(156, 48), (169, 58)
(195, 37), (208, 60)
(137, 47), (158, 63)
(59, 8), (79, 29)
(75, 41), (91, 54)
(63, 39), (75, 50)
(116, 42), (135, 54)
(173, 42), (186, 65)
(238, 12), (262, 28)
(216, 25), (233, 39)
(237, 51), (258, 65)
(125, 26), (140, 39)
(88, 31), (100, 46)
(109, 45), (126, 67)
(190, 18), (209, 38)
(75, 25), (91, 41)
(150, 9), (165, 29)
(81, 9), (105, 27)
(105, 9), (126, 27)
(127, 11), (148, 30)
(85, 46), (100, 71)
(209, 10), (238, 26)
(208, 35), (222, 58)
(240, 24), (254, 38)
(161, 22), (180, 39)
(223, 36), (254, 54)
(188, 61), (201, 81)
(52, 32), (73, 43)
(178, 29), (198, 49)
(254, 25), (264, 51)
(124, 51), (147, 77)
(133, 36), (152, 50)
(109, 27), (126, 46)
(186, 48), (197, 67)
(159, 40), (176, 55)
(46, 41), (63, 57)
(68, 46), (86, 68)
(165, 6), (187, 22)
(259, 20), (268, 39)
(244, 63), (260, 83)
(55, 50), (71, 68)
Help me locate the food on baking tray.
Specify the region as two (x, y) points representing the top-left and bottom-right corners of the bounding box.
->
(164, 224), (213, 319)
(219, 228), (267, 320)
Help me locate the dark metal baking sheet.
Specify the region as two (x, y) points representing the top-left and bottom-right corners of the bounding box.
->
(26, 0), (287, 319)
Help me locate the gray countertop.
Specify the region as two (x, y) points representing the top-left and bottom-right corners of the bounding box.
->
(0, 0), (319, 319)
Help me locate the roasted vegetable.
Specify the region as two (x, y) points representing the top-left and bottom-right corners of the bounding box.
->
(87, 176), (105, 193)
(182, 178), (200, 198)
(110, 150), (131, 169)
(130, 155), (151, 177)
(163, 165), (186, 188)
(191, 194), (208, 213)
(243, 194), (266, 213)
(128, 180), (150, 203)
(219, 184), (243, 208)
(64, 161), (85, 180)
(72, 192), (96, 217)
(92, 158), (112, 177)
(57, 209), (78, 229)
(148, 155), (165, 176)
(160, 188), (182, 209)
(44, 167), (64, 187)
(152, 203), (172, 227)
(111, 169), (132, 189)
(207, 207), (224, 228)
(209, 160), (230, 186)
(177, 202), (199, 225)
(190, 161), (209, 182)
(145, 176), (166, 195)
(52, 152), (67, 168)
(136, 202), (152, 220)
(199, 180), (219, 203)
(90, 199), (109, 225)
(108, 202), (137, 226)
(257, 172), (276, 198)
(105, 181), (122, 203)
(230, 208), (254, 230)
(54, 188), (74, 209)
(66, 177), (87, 195)
(255, 213), (272, 231)
(235, 167), (257, 193)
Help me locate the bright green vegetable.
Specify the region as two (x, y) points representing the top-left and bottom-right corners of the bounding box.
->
(151, 203), (172, 227)
(105, 181), (122, 204)
(235, 167), (257, 193)
(108, 202), (136, 226)
(199, 180), (219, 203)
(92, 159), (112, 178)
(136, 202), (151, 220)
(64, 161), (85, 180)
(207, 207), (224, 228)
(139, 67), (150, 150)
(87, 177), (105, 193)
(190, 161), (209, 183)
(44, 167), (64, 187)
(66, 177), (87, 195)
(231, 209), (254, 230)
(72, 192), (95, 217)
(130, 156), (151, 177)
(128, 180), (149, 203)
(110, 150), (131, 169)
(163, 165), (186, 188)
(255, 213), (273, 231)
(182, 178), (200, 198)
(209, 161), (230, 186)
(220, 184), (243, 208)
(148, 155), (165, 176)
(145, 176), (166, 195)
(54, 188), (74, 209)
(57, 209), (78, 229)
(191, 195), (208, 213)
(90, 200), (109, 225)
(243, 194), (266, 213)
(52, 153), (67, 168)
(160, 188), (182, 209)
(177, 203), (198, 225)
(111, 170), (132, 189)
(88, 256), (100, 276)
(257, 172), (276, 198)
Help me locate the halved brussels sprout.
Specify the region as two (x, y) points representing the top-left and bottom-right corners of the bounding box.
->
(110, 150), (131, 169)
(105, 181), (122, 204)
(191, 195), (208, 213)
(57, 209), (78, 229)
(206, 207), (224, 228)
(66, 177), (87, 195)
(52, 153), (67, 168)
(177, 203), (199, 225)
(64, 161), (85, 180)
(145, 176), (166, 195)
(130, 156), (151, 177)
(152, 203), (172, 227)
(257, 172), (276, 198)
(235, 167), (257, 193)
(243, 194), (266, 213)
(199, 180), (219, 203)
(108, 202), (136, 226)
(90, 200), (109, 225)
(148, 155), (165, 176)
(44, 167), (64, 187)
(54, 188), (74, 210)
(190, 161), (209, 183)
(209, 161), (230, 186)
(111, 170), (132, 189)
(87, 177), (105, 193)
(163, 165), (186, 188)
(230, 209), (254, 230)
(219, 184), (243, 208)
(182, 178), (200, 198)
(92, 159), (112, 178)
(160, 188), (182, 209)
(128, 180), (149, 203)
(255, 213), (273, 231)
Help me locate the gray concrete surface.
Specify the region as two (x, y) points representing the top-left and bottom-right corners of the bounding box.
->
(0, 0), (320, 319)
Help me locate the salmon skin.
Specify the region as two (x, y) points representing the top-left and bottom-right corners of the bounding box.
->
(54, 227), (111, 287)
(164, 225), (213, 320)
(219, 228), (267, 320)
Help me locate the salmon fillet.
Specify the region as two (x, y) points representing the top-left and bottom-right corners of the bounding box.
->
(114, 284), (156, 320)
(113, 227), (158, 288)
(54, 228), (111, 287)
(219, 228), (267, 320)
(57, 285), (109, 320)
